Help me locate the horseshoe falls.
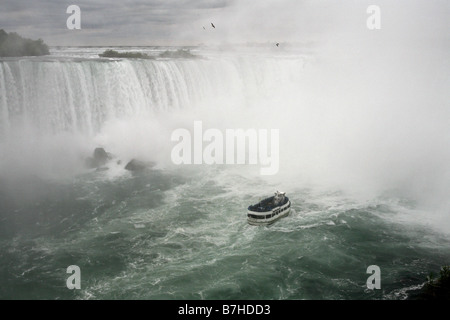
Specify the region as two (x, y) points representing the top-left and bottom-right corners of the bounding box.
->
(0, 46), (449, 300)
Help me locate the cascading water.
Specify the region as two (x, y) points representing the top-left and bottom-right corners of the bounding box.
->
(0, 55), (305, 137)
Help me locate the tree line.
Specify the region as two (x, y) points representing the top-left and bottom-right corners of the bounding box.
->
(0, 29), (49, 57)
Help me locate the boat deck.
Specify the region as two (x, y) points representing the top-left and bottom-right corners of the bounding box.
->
(248, 196), (290, 212)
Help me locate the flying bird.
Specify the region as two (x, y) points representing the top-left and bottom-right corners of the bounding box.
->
(203, 26), (205, 30)
(276, 43), (279, 47)
(211, 23), (215, 28)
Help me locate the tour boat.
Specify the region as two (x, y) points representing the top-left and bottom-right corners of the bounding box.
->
(247, 191), (291, 226)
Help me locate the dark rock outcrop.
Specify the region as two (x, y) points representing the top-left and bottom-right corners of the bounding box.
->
(85, 148), (112, 169)
(124, 159), (155, 172)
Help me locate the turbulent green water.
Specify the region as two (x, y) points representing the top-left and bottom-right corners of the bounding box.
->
(1, 165), (448, 300)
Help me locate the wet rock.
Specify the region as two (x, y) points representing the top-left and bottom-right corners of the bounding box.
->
(85, 147), (112, 169)
(124, 159), (155, 171)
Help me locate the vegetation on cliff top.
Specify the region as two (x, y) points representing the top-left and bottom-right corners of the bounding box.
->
(99, 49), (152, 59)
(411, 266), (450, 300)
(0, 29), (49, 57)
(99, 49), (200, 59)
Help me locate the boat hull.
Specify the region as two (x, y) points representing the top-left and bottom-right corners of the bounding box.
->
(247, 200), (291, 226)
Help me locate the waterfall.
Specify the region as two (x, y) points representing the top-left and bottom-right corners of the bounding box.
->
(0, 56), (306, 139)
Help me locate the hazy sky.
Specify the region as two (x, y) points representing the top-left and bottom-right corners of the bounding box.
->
(0, 0), (449, 46)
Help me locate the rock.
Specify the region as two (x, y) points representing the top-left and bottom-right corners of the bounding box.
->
(85, 147), (112, 169)
(124, 159), (155, 171)
(94, 147), (108, 162)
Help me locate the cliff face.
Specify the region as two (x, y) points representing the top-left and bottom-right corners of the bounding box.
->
(0, 29), (49, 57)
